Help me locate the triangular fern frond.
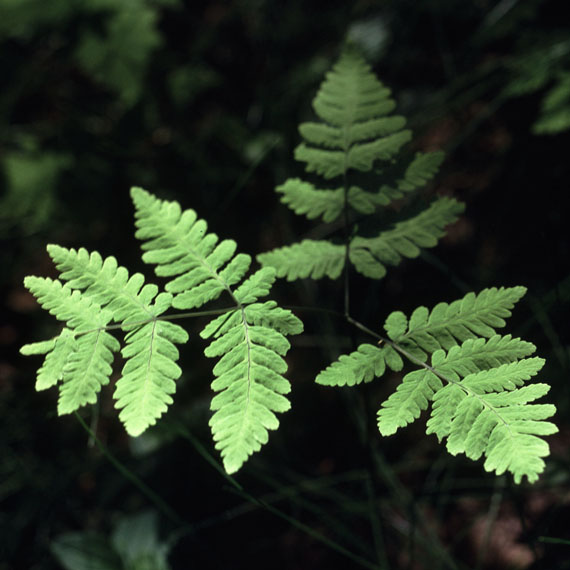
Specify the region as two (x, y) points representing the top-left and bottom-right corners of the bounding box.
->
(318, 287), (557, 483)
(349, 197), (465, 279)
(23, 187), (303, 472)
(259, 50), (463, 284)
(294, 50), (411, 179)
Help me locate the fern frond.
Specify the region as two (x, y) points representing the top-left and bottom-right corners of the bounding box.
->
(294, 50), (411, 179)
(257, 240), (345, 280)
(349, 197), (464, 279)
(116, 318), (188, 436)
(318, 287), (556, 482)
(259, 50), (464, 286)
(294, 50), (411, 178)
(131, 187), (252, 309)
(203, 316), (294, 474)
(200, 302), (302, 474)
(426, 355), (556, 483)
(375, 288), (557, 483)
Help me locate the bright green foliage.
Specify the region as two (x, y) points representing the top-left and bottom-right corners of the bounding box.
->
(384, 286), (527, 361)
(22, 244), (189, 436)
(131, 187), (303, 473)
(316, 343), (403, 387)
(202, 311), (294, 474)
(22, 277), (119, 414)
(319, 287), (557, 483)
(258, 49), (462, 281)
(22, 188), (302, 473)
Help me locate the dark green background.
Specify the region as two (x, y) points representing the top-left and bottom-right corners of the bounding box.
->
(1, 1), (569, 569)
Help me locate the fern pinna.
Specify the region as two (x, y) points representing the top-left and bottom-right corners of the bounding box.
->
(258, 48), (557, 482)
(21, 188), (302, 474)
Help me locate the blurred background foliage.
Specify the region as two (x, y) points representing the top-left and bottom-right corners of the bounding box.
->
(1, 1), (569, 569)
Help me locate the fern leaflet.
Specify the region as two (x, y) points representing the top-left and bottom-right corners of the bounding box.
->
(349, 197), (464, 279)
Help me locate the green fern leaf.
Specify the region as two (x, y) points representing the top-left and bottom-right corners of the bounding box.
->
(315, 343), (403, 386)
(131, 187), (302, 471)
(22, 186), (301, 472)
(205, 317), (293, 474)
(377, 369), (443, 435)
(427, 355), (545, 442)
(317, 286), (556, 482)
(257, 240), (345, 280)
(349, 197), (464, 279)
(260, 50), (464, 286)
(431, 357), (556, 483)
(116, 318), (187, 436)
(131, 186), (252, 310)
(398, 151), (446, 191)
(22, 276), (120, 412)
(44, 243), (189, 434)
(276, 179), (344, 223)
(21, 328), (77, 391)
(293, 50), (411, 179)
(385, 286), (527, 361)
(379, 289), (557, 482)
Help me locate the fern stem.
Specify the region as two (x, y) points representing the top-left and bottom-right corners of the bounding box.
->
(173, 420), (382, 570)
(41, 307), (239, 341)
(385, 338), (515, 434)
(475, 478), (504, 570)
(342, 169), (351, 318)
(74, 412), (187, 527)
